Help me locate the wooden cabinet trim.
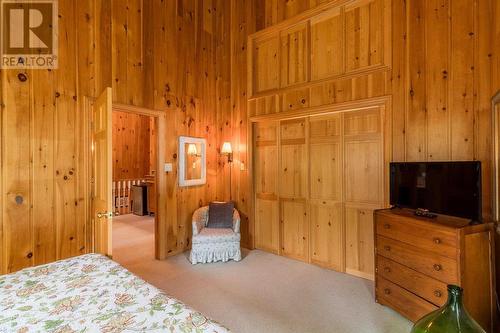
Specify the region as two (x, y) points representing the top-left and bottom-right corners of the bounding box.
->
(250, 96), (391, 123)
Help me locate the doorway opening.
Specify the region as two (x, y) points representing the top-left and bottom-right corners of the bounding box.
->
(108, 103), (166, 261)
(112, 106), (157, 260)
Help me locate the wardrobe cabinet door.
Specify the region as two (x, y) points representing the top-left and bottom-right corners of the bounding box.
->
(254, 145), (278, 195)
(281, 200), (309, 262)
(280, 145), (307, 198)
(254, 122), (279, 254)
(310, 201), (344, 271)
(310, 142), (342, 201)
(345, 205), (376, 280)
(344, 140), (382, 204)
(255, 198), (280, 254)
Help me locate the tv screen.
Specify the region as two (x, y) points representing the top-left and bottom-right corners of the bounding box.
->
(390, 162), (482, 221)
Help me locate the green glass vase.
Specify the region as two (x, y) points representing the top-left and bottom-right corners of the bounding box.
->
(411, 285), (486, 333)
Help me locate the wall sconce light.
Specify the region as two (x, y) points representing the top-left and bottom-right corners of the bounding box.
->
(221, 142), (233, 163)
(187, 143), (200, 157)
(221, 141), (233, 201)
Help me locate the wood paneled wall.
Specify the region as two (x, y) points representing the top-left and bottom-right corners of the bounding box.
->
(0, 0), (112, 273)
(112, 111), (153, 181)
(112, 0), (240, 255)
(0, 0), (243, 272)
(221, 0), (258, 247)
(1, 0), (497, 273)
(391, 0), (495, 220)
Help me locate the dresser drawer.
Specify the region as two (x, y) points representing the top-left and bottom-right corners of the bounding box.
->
(376, 276), (438, 322)
(377, 236), (458, 284)
(377, 255), (448, 306)
(376, 213), (457, 258)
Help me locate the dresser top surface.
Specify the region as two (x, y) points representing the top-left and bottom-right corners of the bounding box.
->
(375, 208), (491, 230)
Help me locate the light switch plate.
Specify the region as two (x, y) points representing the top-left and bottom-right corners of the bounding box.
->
(240, 162), (245, 171)
(164, 163), (173, 172)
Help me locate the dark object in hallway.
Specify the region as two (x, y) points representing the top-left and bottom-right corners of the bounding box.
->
(132, 184), (148, 216)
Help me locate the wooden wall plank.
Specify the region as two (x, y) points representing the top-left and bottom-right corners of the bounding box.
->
(449, 0), (474, 161)
(2, 71), (33, 273)
(406, 0), (427, 161)
(126, 0), (144, 106)
(32, 70), (56, 266)
(55, 0), (79, 260)
(112, 0), (129, 103)
(474, 0), (493, 220)
(390, 0), (406, 161)
(425, 0), (449, 161)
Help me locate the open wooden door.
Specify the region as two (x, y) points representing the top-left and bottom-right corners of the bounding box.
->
(92, 87), (113, 256)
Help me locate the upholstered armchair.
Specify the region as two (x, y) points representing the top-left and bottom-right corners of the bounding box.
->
(190, 206), (241, 264)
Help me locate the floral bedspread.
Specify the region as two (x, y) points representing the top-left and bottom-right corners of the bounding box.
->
(0, 254), (230, 333)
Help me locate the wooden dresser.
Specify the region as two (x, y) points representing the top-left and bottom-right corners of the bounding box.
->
(374, 208), (495, 332)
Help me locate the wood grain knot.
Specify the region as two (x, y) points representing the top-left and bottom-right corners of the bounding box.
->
(18, 73), (28, 82)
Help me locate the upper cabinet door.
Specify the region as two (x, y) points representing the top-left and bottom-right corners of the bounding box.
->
(252, 35), (280, 93)
(310, 7), (344, 80)
(345, 0), (384, 72)
(280, 23), (309, 87)
(248, 0), (390, 100)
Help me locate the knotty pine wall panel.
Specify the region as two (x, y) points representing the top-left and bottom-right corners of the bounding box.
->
(391, 0), (495, 219)
(1, 0), (245, 271)
(113, 0), (240, 255)
(0, 0), (112, 273)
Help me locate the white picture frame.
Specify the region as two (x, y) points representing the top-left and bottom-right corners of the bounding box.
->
(178, 136), (207, 187)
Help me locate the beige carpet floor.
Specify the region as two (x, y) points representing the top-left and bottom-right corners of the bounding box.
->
(112, 214), (413, 333)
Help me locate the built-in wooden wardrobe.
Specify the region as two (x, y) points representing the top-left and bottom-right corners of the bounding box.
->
(250, 0), (391, 280)
(254, 104), (386, 280)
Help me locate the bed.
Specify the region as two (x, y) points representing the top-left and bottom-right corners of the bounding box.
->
(0, 254), (230, 333)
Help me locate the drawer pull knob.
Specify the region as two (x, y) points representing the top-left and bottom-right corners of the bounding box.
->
(433, 264), (442, 271)
(384, 267), (391, 273)
(384, 224), (391, 229)
(434, 290), (442, 298)
(433, 238), (441, 244)
(384, 288), (391, 295)
(384, 246), (391, 251)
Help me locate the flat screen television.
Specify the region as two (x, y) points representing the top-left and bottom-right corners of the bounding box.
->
(390, 161), (482, 221)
